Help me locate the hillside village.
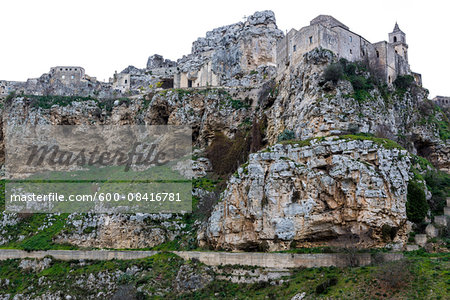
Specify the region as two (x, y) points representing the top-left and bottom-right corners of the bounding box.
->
(0, 12), (438, 99)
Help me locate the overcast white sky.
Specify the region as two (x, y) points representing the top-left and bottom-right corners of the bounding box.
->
(1, 0), (447, 97)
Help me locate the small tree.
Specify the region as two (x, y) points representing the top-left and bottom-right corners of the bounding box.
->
(394, 75), (415, 90)
(406, 180), (429, 223)
(323, 63), (344, 83)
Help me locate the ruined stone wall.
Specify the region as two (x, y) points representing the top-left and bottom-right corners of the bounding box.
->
(0, 249), (404, 268)
(433, 96), (450, 108)
(50, 66), (85, 84)
(112, 73), (130, 92)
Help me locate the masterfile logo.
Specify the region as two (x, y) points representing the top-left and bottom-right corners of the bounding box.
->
(5, 125), (192, 214)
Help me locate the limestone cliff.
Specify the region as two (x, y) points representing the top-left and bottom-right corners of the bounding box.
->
(199, 48), (448, 251)
(200, 138), (412, 251)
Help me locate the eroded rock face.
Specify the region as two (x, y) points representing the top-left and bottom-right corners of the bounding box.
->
(201, 138), (412, 251)
(54, 213), (184, 249)
(174, 264), (214, 293)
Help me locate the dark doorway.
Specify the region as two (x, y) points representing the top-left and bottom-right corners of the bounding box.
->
(161, 78), (173, 89)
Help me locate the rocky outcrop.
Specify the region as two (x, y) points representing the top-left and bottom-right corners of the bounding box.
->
(266, 48), (449, 171)
(178, 10), (283, 86)
(201, 138), (412, 251)
(3, 86), (259, 147)
(147, 54), (176, 70)
(54, 213), (186, 249)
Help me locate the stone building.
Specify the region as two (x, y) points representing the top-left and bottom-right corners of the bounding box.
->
(432, 96), (450, 108)
(277, 15), (421, 84)
(110, 55), (178, 93)
(111, 71), (131, 93)
(0, 66), (114, 98)
(49, 66), (85, 84)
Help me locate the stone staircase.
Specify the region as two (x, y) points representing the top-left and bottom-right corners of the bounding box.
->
(407, 197), (449, 251)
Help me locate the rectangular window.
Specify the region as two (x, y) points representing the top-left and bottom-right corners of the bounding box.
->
(293, 45), (296, 52)
(349, 36), (352, 42)
(309, 36), (313, 44)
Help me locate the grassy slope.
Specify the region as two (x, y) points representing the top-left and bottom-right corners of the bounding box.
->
(0, 252), (448, 299)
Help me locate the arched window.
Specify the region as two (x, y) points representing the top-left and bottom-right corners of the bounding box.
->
(394, 36), (397, 43)
(376, 50), (380, 58)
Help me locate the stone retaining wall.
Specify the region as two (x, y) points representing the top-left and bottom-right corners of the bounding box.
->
(0, 249), (403, 268)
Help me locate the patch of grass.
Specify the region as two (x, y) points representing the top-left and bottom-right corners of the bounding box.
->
(18, 214), (73, 251)
(193, 178), (219, 192)
(26, 95), (97, 109)
(0, 212), (76, 251)
(339, 134), (404, 150)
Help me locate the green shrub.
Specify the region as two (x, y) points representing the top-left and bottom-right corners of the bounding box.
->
(5, 91), (16, 104)
(230, 99), (250, 110)
(406, 180), (429, 223)
(27, 95), (96, 109)
(277, 129), (295, 142)
(394, 75), (415, 91)
(315, 277), (338, 294)
(424, 170), (450, 215)
(323, 63), (344, 83)
(350, 76), (366, 90)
